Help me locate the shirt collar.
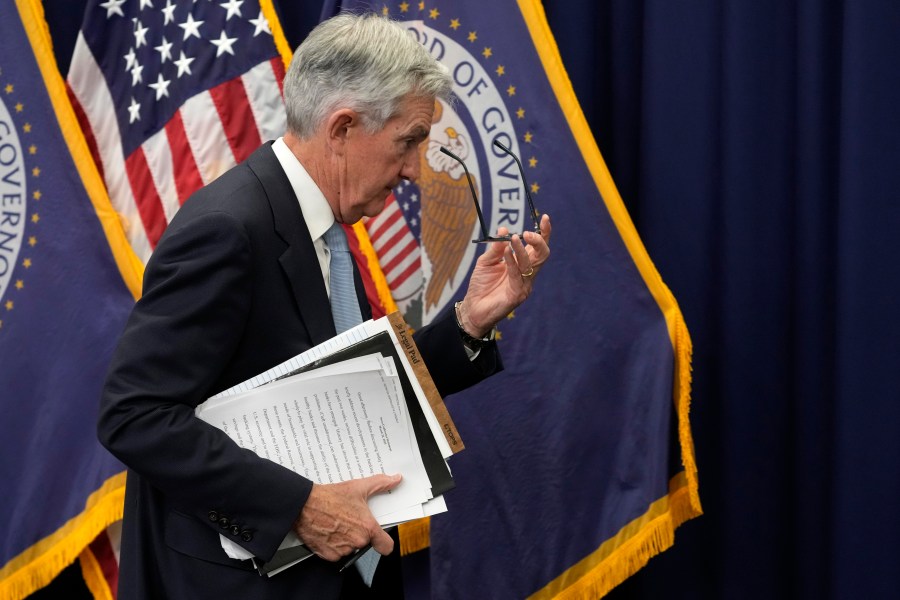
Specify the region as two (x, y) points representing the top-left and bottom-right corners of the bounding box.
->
(271, 137), (334, 243)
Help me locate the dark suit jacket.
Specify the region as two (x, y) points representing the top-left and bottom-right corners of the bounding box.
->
(98, 143), (500, 599)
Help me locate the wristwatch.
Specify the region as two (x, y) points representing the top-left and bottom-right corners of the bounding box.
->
(454, 301), (496, 351)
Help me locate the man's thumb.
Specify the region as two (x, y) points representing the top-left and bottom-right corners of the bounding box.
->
(362, 473), (402, 497)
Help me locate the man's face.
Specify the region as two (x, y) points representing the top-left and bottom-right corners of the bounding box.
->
(335, 94), (434, 223)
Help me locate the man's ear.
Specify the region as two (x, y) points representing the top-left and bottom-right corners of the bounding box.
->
(324, 109), (358, 155)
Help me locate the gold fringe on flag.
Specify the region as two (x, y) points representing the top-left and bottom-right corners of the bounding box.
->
(0, 473), (125, 600)
(526, 313), (700, 599)
(515, 0), (703, 596)
(528, 474), (698, 600)
(399, 517), (432, 556)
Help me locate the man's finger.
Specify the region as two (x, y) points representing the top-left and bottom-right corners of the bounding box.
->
(523, 216), (551, 266)
(509, 235), (532, 273)
(524, 214), (551, 247)
(480, 234), (506, 264)
(371, 526), (395, 555)
(503, 244), (521, 281)
(357, 473), (402, 498)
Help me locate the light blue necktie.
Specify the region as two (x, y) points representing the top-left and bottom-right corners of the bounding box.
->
(323, 222), (364, 334)
(353, 548), (380, 587)
(324, 223), (378, 584)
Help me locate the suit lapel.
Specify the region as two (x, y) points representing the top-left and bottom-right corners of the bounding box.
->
(246, 143), (336, 346)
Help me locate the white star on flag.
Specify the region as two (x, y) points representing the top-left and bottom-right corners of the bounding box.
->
(210, 30), (237, 56)
(161, 0), (177, 25)
(220, 0), (244, 20)
(123, 47), (136, 70)
(179, 13), (203, 40)
(130, 60), (143, 85)
(133, 19), (149, 47)
(128, 97), (141, 123)
(99, 0), (125, 18)
(155, 37), (173, 63)
(174, 51), (194, 77)
(249, 11), (270, 36)
(148, 73), (171, 100)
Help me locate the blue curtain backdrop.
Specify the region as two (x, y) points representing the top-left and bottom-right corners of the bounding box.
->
(34, 1), (900, 598)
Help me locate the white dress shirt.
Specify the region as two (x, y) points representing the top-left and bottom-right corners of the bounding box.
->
(271, 137), (337, 297)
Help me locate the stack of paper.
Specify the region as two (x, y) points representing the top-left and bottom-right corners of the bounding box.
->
(194, 313), (462, 575)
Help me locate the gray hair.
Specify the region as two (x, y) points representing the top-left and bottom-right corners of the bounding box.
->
(283, 12), (453, 138)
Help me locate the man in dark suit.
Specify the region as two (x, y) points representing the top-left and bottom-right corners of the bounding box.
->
(98, 13), (550, 599)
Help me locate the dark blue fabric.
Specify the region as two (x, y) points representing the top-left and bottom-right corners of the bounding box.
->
(33, 0), (900, 598)
(544, 1), (900, 599)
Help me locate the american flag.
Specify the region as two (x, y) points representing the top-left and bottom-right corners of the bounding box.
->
(365, 182), (424, 307)
(67, 0), (286, 263)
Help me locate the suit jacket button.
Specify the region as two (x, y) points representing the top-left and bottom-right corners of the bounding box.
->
(230, 525), (241, 536)
(240, 530), (253, 542)
(208, 511), (219, 522)
(218, 516), (230, 529)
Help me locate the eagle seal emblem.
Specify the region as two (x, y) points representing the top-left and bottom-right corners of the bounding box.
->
(0, 95), (28, 312)
(365, 21), (528, 329)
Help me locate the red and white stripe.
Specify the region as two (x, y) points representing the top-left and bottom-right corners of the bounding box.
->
(67, 34), (286, 263)
(68, 33), (153, 261)
(364, 196), (423, 301)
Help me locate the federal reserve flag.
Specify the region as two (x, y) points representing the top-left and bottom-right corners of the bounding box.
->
(0, 1), (141, 598)
(326, 1), (701, 598)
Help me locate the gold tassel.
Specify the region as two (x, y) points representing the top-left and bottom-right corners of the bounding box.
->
(0, 473), (125, 600)
(529, 482), (699, 600)
(399, 517), (431, 556)
(674, 314), (702, 515)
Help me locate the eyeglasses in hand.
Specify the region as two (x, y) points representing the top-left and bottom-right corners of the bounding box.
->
(439, 140), (541, 244)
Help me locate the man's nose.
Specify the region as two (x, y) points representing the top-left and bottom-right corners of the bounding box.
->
(400, 150), (421, 183)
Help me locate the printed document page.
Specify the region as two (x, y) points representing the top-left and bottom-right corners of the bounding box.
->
(196, 355), (433, 520)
